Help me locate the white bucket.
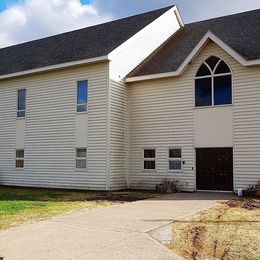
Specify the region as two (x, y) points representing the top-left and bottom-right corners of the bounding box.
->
(237, 188), (243, 197)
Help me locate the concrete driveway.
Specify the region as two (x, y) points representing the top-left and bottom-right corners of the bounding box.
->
(0, 192), (233, 260)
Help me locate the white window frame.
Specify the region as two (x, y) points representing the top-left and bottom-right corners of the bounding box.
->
(17, 88), (26, 119)
(76, 80), (88, 113)
(75, 148), (87, 170)
(143, 148), (156, 171)
(194, 57), (233, 108)
(168, 148), (182, 172)
(15, 149), (24, 169)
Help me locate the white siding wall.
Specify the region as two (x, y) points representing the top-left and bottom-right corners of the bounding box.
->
(129, 41), (260, 191)
(108, 80), (128, 190)
(16, 119), (25, 149)
(108, 7), (181, 190)
(75, 114), (88, 148)
(128, 74), (195, 192)
(0, 62), (109, 190)
(233, 65), (260, 191)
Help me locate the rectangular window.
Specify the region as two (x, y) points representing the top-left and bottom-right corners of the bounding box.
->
(195, 78), (212, 107)
(214, 75), (232, 105)
(168, 148), (182, 171)
(144, 149), (156, 170)
(75, 148), (87, 169)
(77, 81), (88, 112)
(16, 149), (24, 168)
(17, 89), (26, 118)
(195, 76), (232, 107)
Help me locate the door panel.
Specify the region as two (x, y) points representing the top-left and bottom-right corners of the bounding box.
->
(196, 148), (233, 191)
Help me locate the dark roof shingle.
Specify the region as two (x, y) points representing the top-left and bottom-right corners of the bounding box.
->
(129, 9), (260, 77)
(0, 6), (173, 76)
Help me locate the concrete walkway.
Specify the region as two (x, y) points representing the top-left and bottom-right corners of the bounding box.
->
(0, 192), (233, 260)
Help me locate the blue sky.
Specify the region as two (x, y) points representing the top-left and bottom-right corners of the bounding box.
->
(0, 0), (259, 48)
(0, 0), (14, 11)
(0, 0), (90, 11)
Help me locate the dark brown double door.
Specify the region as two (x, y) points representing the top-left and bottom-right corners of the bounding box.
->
(196, 148), (233, 191)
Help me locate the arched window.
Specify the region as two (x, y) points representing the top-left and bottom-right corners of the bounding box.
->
(195, 56), (232, 107)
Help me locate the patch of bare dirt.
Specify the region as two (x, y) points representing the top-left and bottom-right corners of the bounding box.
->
(225, 198), (260, 210)
(189, 226), (206, 260)
(83, 194), (151, 203)
(169, 198), (260, 260)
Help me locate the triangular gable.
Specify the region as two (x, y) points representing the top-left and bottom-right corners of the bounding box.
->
(126, 31), (260, 82)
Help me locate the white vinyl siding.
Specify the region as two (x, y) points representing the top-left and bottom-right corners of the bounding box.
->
(0, 62), (109, 190)
(108, 80), (128, 190)
(1, 40), (259, 192)
(128, 75), (194, 191)
(197, 43), (260, 191)
(107, 8), (182, 190)
(129, 41), (260, 192)
(233, 65), (260, 190)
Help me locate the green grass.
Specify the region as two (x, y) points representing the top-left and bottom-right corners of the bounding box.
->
(0, 186), (155, 230)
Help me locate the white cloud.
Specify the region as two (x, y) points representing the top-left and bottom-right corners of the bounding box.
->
(0, 0), (111, 48)
(1, 0), (260, 48)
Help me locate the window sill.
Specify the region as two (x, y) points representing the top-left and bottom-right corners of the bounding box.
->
(194, 104), (233, 109)
(142, 169), (157, 173)
(74, 169), (87, 172)
(16, 117), (26, 120)
(167, 170), (183, 174)
(76, 111), (88, 115)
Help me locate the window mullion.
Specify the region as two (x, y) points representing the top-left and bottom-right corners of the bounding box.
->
(213, 59), (222, 74)
(212, 76), (214, 106)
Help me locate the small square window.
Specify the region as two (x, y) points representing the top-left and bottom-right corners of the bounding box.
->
(16, 160), (24, 168)
(16, 150), (24, 158)
(144, 160), (156, 170)
(76, 159), (86, 169)
(169, 160), (182, 170)
(144, 149), (156, 170)
(76, 148), (87, 169)
(144, 149), (155, 158)
(76, 148), (87, 158)
(169, 149), (181, 158)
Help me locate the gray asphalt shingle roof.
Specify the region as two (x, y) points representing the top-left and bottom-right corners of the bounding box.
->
(0, 6), (173, 77)
(129, 9), (260, 77)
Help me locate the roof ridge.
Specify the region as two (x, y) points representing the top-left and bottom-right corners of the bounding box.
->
(0, 5), (174, 51)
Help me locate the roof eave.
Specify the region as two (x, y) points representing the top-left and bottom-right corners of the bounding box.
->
(0, 55), (109, 81)
(125, 31), (260, 83)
